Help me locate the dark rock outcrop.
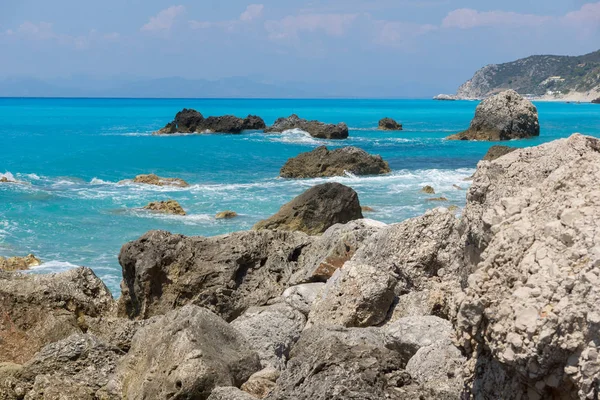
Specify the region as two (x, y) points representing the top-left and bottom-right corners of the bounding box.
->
(242, 115), (267, 130)
(280, 146), (391, 178)
(482, 145), (518, 161)
(264, 114), (349, 139)
(155, 109), (266, 134)
(143, 200), (186, 215)
(447, 90), (540, 141)
(378, 117), (403, 131)
(591, 97), (600, 104)
(253, 183), (363, 235)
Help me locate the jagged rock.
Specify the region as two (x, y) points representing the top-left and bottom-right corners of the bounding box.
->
(421, 185), (435, 194)
(216, 210), (238, 219)
(173, 108), (204, 132)
(0, 268), (114, 364)
(155, 108), (266, 134)
(378, 118), (403, 131)
(117, 229), (312, 321)
(240, 368), (279, 398)
(84, 317), (151, 352)
(456, 134), (600, 399)
(242, 115), (267, 130)
(231, 303), (306, 370)
(208, 387), (257, 400)
(383, 316), (454, 361)
(405, 342), (465, 397)
(143, 200), (186, 215)
(279, 146), (390, 178)
(128, 173), (189, 187)
(0, 254), (41, 271)
(281, 283), (324, 316)
(202, 115), (245, 133)
(447, 90), (540, 141)
(264, 114), (349, 139)
(253, 183), (363, 235)
(482, 145), (518, 161)
(102, 305), (260, 399)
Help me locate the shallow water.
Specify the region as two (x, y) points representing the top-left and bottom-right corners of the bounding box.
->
(1, 98), (598, 293)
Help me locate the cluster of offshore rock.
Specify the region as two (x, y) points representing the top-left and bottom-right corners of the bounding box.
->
(2, 133), (598, 399)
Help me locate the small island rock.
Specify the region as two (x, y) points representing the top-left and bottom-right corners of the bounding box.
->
(155, 108), (266, 134)
(143, 200), (186, 216)
(447, 90), (540, 141)
(216, 210), (238, 219)
(264, 114), (349, 139)
(421, 185), (435, 194)
(280, 146), (390, 178)
(0, 254), (41, 271)
(129, 174), (189, 187)
(378, 118), (402, 131)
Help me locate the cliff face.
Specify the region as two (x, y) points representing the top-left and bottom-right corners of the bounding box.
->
(456, 50), (600, 101)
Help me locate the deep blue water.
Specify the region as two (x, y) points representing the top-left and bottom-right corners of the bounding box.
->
(1, 98), (598, 293)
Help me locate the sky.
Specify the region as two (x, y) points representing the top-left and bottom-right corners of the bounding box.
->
(0, 0), (599, 96)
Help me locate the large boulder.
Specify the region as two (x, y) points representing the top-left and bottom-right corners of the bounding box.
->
(242, 115), (267, 130)
(155, 109), (266, 134)
(481, 145), (518, 161)
(264, 114), (349, 139)
(279, 146), (391, 178)
(0, 268), (114, 364)
(117, 229), (312, 321)
(143, 199), (186, 215)
(0, 254), (41, 271)
(102, 305), (260, 399)
(378, 118), (403, 131)
(447, 90), (540, 141)
(253, 183), (363, 235)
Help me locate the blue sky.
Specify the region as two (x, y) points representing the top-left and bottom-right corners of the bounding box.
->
(0, 0), (598, 94)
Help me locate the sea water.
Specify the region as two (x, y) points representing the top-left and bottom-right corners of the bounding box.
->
(1, 98), (598, 293)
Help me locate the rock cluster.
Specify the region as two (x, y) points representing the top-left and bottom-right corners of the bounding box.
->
(264, 114), (349, 139)
(0, 254), (41, 271)
(378, 117), (402, 130)
(155, 109), (266, 134)
(447, 90), (540, 141)
(279, 146), (390, 178)
(143, 200), (186, 215)
(2, 134), (600, 399)
(126, 173), (189, 187)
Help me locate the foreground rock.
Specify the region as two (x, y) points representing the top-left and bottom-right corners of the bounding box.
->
(0, 268), (114, 364)
(102, 305), (260, 399)
(143, 200), (186, 215)
(482, 145), (518, 161)
(126, 173), (189, 187)
(0, 254), (41, 271)
(155, 108), (266, 134)
(447, 90), (540, 141)
(280, 146), (390, 178)
(253, 183), (363, 235)
(378, 117), (403, 130)
(264, 114), (349, 139)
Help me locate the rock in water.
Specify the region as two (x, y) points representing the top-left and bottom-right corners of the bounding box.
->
(155, 108), (266, 134)
(421, 185), (435, 194)
(264, 114), (349, 139)
(482, 145), (518, 161)
(591, 97), (600, 104)
(129, 173), (189, 187)
(378, 117), (403, 131)
(279, 146), (390, 178)
(253, 183), (363, 235)
(143, 200), (186, 215)
(433, 94), (457, 101)
(447, 90), (539, 141)
(0, 254), (41, 271)
(242, 115), (267, 130)
(102, 305), (260, 399)
(215, 210), (238, 219)
(202, 115), (244, 133)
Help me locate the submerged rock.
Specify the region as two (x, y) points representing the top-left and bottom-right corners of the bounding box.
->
(482, 145), (518, 161)
(215, 210), (238, 219)
(253, 183), (363, 235)
(128, 173), (189, 187)
(378, 117), (403, 131)
(264, 114), (349, 139)
(0, 254), (41, 271)
(279, 146), (390, 178)
(421, 185), (435, 194)
(143, 200), (186, 215)
(447, 90), (539, 141)
(155, 108), (266, 134)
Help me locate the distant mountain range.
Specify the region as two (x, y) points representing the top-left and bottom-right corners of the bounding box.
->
(451, 49), (600, 102)
(0, 76), (441, 99)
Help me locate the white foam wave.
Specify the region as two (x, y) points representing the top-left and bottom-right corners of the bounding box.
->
(90, 178), (113, 185)
(0, 172), (16, 182)
(29, 260), (80, 273)
(266, 129), (324, 145)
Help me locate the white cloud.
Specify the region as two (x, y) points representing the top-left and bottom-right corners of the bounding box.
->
(564, 2), (600, 25)
(18, 21), (55, 39)
(442, 8), (550, 29)
(240, 4), (264, 22)
(375, 21), (437, 47)
(141, 5), (185, 32)
(264, 13), (358, 40)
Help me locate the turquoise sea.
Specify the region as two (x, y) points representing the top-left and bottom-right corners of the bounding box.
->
(1, 98), (598, 294)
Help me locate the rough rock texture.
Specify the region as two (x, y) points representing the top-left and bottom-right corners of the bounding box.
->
(0, 268), (114, 364)
(264, 114), (349, 139)
(279, 146), (390, 178)
(103, 305), (260, 399)
(378, 118), (403, 131)
(405, 342), (465, 396)
(427, 197), (448, 202)
(231, 303), (306, 370)
(155, 108), (266, 134)
(281, 283), (325, 315)
(0, 254), (41, 271)
(129, 173), (189, 187)
(456, 134), (600, 399)
(143, 199), (186, 215)
(447, 90), (540, 141)
(215, 210), (238, 219)
(482, 145), (518, 161)
(117, 229), (313, 321)
(253, 183), (363, 235)
(208, 387), (257, 400)
(383, 316), (454, 361)
(241, 368), (279, 398)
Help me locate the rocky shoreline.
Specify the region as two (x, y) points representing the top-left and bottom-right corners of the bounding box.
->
(1, 133), (599, 399)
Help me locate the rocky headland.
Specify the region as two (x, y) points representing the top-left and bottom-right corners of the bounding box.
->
(279, 146), (390, 178)
(1, 133), (599, 399)
(155, 109), (266, 135)
(447, 90), (540, 141)
(264, 114), (349, 139)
